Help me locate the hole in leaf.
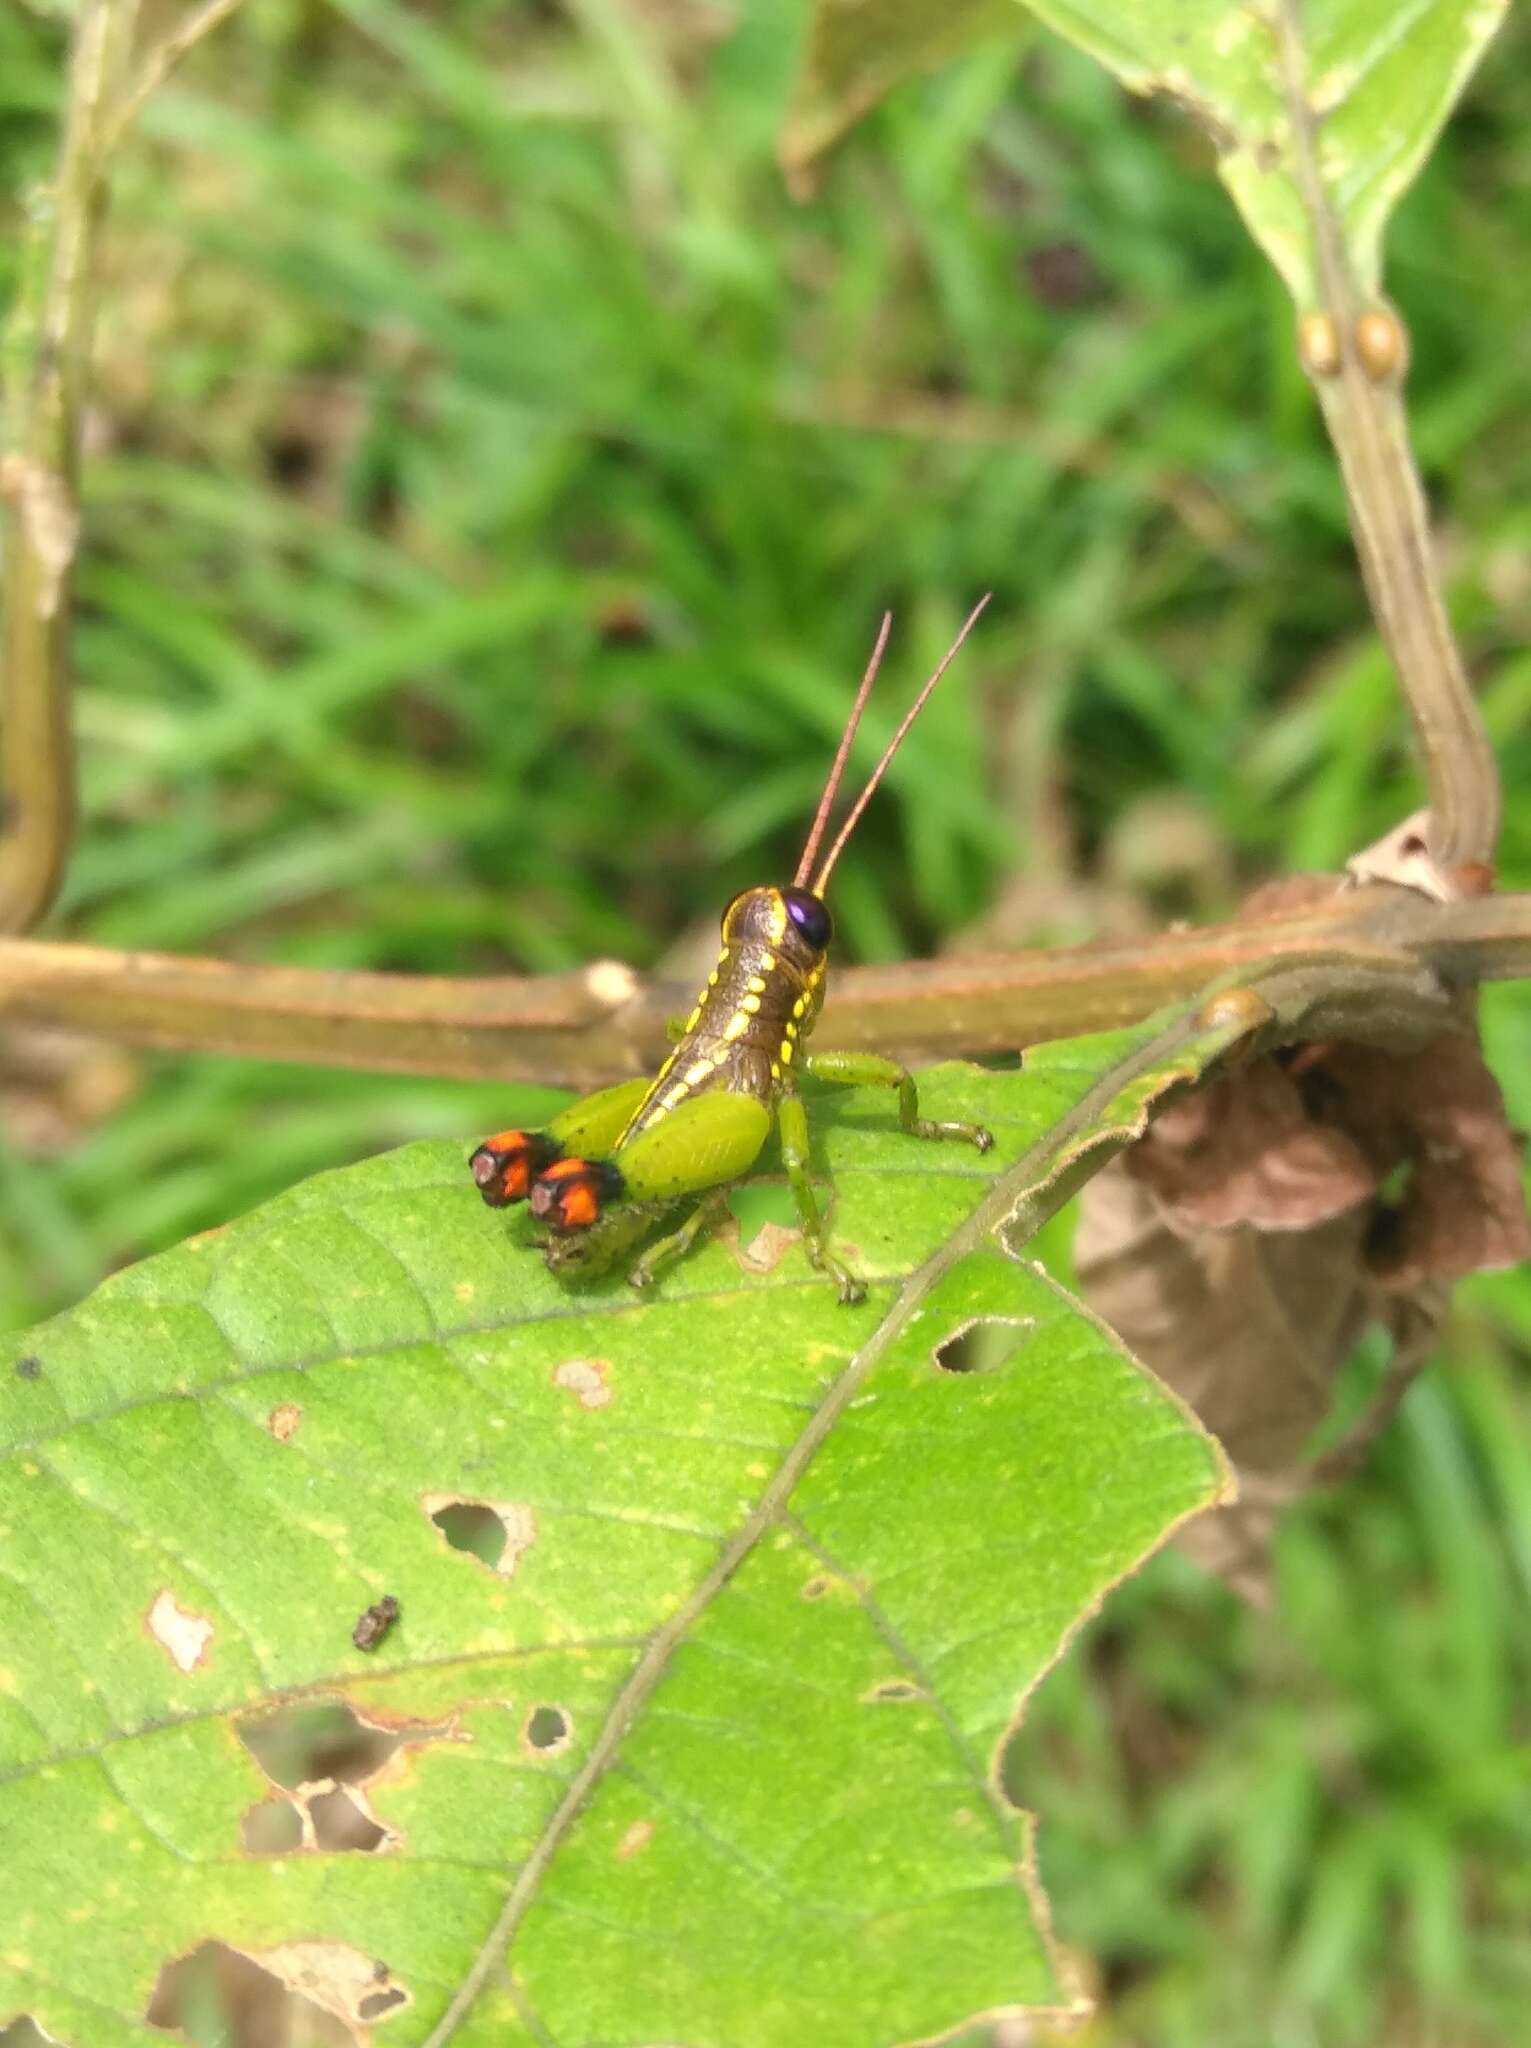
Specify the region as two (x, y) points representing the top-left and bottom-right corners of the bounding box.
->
(932, 1315), (1034, 1375)
(308, 1785), (388, 1854)
(359, 1988), (408, 2021)
(523, 1704), (573, 1756)
(424, 1494), (536, 1576)
(146, 1942), (355, 2044)
(0, 2019), (57, 2047)
(238, 1700), (403, 1791)
(432, 1501), (507, 1565)
(241, 1795), (304, 1855)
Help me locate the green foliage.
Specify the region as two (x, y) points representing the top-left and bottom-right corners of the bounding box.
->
(787, 0), (1511, 303)
(1, 1), (1529, 1325)
(1, 3), (1528, 2043)
(0, 1047), (1235, 2041)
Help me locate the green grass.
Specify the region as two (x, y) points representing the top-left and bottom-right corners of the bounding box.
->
(2, 2), (1529, 2042)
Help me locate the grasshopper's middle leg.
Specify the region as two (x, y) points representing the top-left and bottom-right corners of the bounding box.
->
(802, 1051), (994, 1153)
(777, 1090), (866, 1307)
(627, 1189), (731, 1292)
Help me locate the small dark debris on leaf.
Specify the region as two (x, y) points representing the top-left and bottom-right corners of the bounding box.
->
(13, 1354), (41, 1380)
(352, 1595), (400, 1652)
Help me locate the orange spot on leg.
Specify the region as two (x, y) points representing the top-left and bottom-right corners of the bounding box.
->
(469, 1129), (560, 1207)
(529, 1157), (624, 1232)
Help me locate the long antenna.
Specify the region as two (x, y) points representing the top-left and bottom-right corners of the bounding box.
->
(792, 611), (892, 889)
(811, 592), (991, 895)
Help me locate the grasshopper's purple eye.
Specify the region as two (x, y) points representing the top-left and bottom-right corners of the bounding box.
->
(783, 887), (832, 950)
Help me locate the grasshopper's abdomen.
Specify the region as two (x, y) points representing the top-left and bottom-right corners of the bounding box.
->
(617, 884), (830, 1146)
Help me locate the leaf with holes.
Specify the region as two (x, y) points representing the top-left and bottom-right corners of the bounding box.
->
(1, 1013), (1258, 2046)
(782, 0), (1509, 302)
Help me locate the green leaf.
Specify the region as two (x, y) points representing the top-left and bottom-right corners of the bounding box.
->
(1, 1019), (1250, 2044)
(783, 0), (1509, 302)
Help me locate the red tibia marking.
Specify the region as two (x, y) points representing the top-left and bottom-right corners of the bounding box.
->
(529, 1157), (623, 1233)
(469, 1129), (560, 1208)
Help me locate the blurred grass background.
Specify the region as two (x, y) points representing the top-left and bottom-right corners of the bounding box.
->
(1, 1), (1528, 2043)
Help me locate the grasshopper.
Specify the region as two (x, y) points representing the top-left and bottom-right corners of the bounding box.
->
(470, 599), (994, 1304)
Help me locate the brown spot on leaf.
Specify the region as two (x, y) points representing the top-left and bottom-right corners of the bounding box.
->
(864, 1678), (922, 1703)
(733, 1217), (803, 1275)
(255, 1942), (410, 2033)
(800, 1574), (834, 1601)
(616, 1817), (655, 1859)
(145, 1589), (214, 1673)
(13, 1354), (42, 1381)
(424, 1493), (536, 1576)
(267, 1402), (302, 1441)
(553, 1356), (613, 1410)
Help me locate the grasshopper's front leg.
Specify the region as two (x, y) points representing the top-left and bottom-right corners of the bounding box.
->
(802, 1051), (995, 1153)
(777, 1090), (866, 1307)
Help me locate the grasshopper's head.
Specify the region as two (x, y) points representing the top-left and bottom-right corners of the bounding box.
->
(722, 884), (832, 969)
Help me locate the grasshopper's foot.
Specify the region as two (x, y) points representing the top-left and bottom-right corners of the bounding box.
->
(627, 1191), (727, 1295)
(912, 1115), (994, 1153)
(806, 1241), (866, 1307)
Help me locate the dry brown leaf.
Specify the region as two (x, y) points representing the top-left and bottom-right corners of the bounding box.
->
(1079, 1001), (1528, 1602)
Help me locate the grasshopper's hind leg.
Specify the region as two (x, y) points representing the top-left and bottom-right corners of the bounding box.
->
(802, 1051), (994, 1152)
(778, 1091), (866, 1307)
(471, 1078), (651, 1208)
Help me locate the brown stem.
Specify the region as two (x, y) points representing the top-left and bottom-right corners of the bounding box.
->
(1274, 0), (1501, 871)
(106, 0), (250, 151)
(3, 889), (1528, 1088)
(0, 0), (139, 934)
